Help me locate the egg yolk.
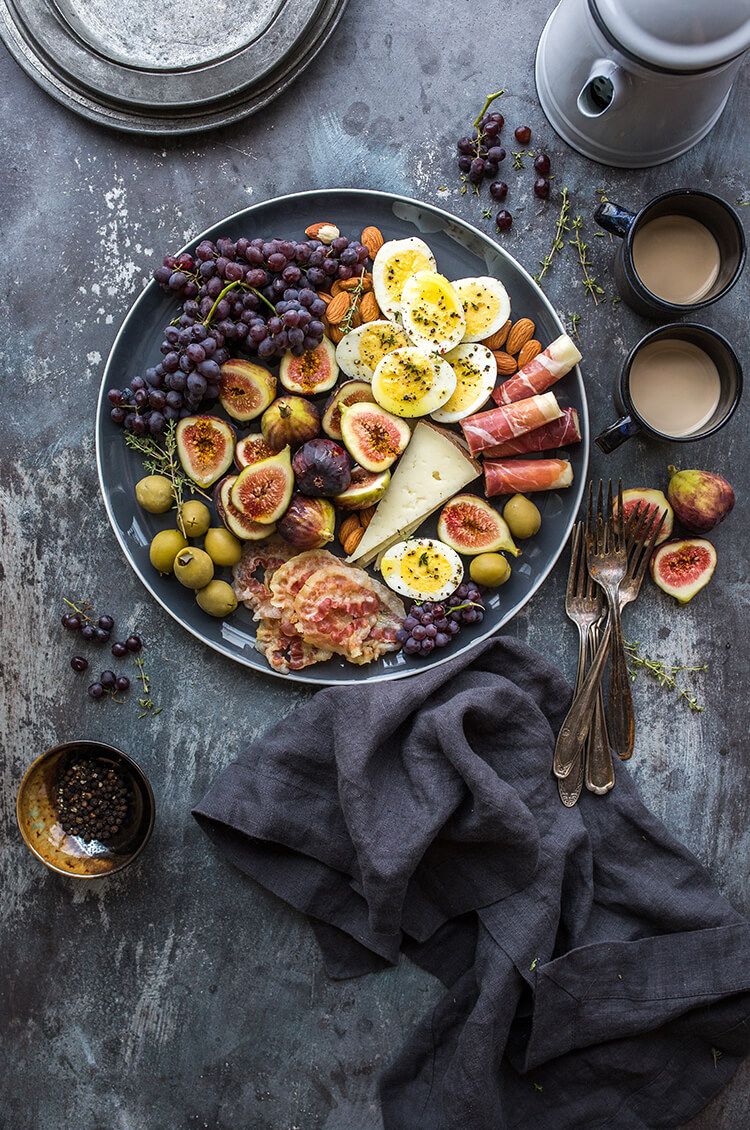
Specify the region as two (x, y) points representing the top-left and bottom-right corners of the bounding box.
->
(460, 284), (501, 337)
(359, 325), (408, 371)
(383, 250), (434, 298)
(407, 276), (463, 342)
(439, 356), (489, 412)
(394, 547), (456, 594)
(377, 350), (436, 405)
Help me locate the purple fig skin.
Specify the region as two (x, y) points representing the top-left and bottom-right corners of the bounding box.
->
(666, 466), (735, 534)
(277, 494), (335, 549)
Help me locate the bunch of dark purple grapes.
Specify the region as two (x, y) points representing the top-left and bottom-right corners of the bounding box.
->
(397, 584), (485, 658)
(457, 109), (508, 195)
(108, 233), (368, 437)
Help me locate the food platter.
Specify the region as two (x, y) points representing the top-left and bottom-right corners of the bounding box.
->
(96, 188), (589, 684)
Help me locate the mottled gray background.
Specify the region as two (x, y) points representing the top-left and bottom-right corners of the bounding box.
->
(1, 1), (748, 1127)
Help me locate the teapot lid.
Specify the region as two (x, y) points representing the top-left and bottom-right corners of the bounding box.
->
(593, 0), (750, 71)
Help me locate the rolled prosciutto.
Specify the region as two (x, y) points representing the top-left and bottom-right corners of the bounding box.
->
(482, 407), (581, 457)
(491, 334), (582, 406)
(460, 392), (562, 456)
(484, 457), (574, 496)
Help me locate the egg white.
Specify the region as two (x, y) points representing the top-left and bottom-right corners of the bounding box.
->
(400, 271), (466, 355)
(371, 346), (457, 418)
(430, 343), (497, 423)
(452, 276), (511, 342)
(380, 537), (464, 603)
(335, 320), (411, 382)
(371, 237), (437, 321)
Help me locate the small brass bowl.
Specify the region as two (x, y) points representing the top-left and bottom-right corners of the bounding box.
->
(17, 740), (155, 878)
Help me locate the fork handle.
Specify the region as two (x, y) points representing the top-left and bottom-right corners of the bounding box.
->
(553, 620), (612, 778)
(585, 625), (615, 794)
(606, 597), (635, 759)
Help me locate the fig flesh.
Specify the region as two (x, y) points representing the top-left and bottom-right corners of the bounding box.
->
(215, 476), (277, 541)
(333, 466), (391, 510)
(292, 439), (351, 497)
(231, 447), (294, 525)
(277, 494), (336, 549)
(322, 380), (376, 441)
(339, 402), (411, 472)
(667, 466), (735, 534)
(176, 415), (236, 488)
(279, 339), (338, 395)
(235, 433), (278, 469)
(261, 396), (320, 449)
(617, 488), (673, 545)
(218, 359), (276, 423)
(437, 493), (520, 556)
(650, 538), (717, 604)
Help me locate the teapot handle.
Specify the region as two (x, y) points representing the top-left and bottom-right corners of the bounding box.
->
(594, 200), (637, 239)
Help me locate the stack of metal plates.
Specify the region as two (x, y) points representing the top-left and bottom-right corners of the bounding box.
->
(0, 0), (348, 133)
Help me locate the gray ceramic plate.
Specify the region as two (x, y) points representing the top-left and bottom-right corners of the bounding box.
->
(96, 189), (589, 684)
(0, 0), (347, 133)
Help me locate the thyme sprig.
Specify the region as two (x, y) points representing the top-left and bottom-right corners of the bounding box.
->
(535, 187), (571, 282)
(511, 151), (526, 170)
(339, 274), (367, 334)
(569, 216), (604, 304)
(133, 654), (162, 718)
(567, 313), (581, 342)
(125, 419), (211, 535)
(624, 640), (708, 712)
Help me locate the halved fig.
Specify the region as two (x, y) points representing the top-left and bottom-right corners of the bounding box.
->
(437, 494), (520, 556)
(230, 446), (294, 525)
(650, 538), (717, 604)
(333, 466), (391, 510)
(279, 339), (338, 395)
(176, 415), (236, 488)
(235, 433), (278, 469)
(322, 380), (377, 441)
(616, 488), (673, 546)
(219, 360), (276, 422)
(214, 476), (277, 541)
(261, 396), (320, 450)
(277, 494), (336, 549)
(339, 402), (411, 472)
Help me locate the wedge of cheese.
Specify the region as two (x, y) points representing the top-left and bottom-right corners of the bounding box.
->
(347, 421), (481, 567)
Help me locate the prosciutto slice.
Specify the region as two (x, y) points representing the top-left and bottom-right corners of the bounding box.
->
(484, 457), (574, 497)
(460, 392), (562, 456)
(482, 407), (581, 457)
(491, 334), (582, 406)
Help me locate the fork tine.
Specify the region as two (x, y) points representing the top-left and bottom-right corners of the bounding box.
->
(630, 511), (667, 587)
(586, 481), (595, 553)
(596, 480), (605, 553)
(605, 479), (614, 553)
(624, 500), (643, 539)
(616, 480), (624, 549)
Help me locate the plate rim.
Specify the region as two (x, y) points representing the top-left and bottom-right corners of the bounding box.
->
(96, 187), (589, 685)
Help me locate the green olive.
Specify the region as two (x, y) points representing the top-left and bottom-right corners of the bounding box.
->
(136, 475), (174, 514)
(180, 500), (211, 538)
(196, 579), (239, 618)
(503, 494), (541, 540)
(470, 553), (511, 587)
(173, 547), (214, 590)
(149, 529), (188, 574)
(204, 527), (243, 567)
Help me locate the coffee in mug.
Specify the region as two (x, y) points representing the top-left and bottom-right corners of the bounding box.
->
(631, 216), (720, 306)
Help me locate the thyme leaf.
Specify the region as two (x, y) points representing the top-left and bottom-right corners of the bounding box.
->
(535, 186), (570, 282)
(569, 216), (604, 305)
(624, 640), (707, 712)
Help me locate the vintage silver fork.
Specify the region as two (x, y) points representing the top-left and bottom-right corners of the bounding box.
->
(556, 523), (604, 802)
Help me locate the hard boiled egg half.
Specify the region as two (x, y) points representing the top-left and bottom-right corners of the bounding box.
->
(452, 276), (511, 342)
(335, 320), (411, 382)
(400, 271), (466, 354)
(380, 538), (464, 603)
(430, 343), (497, 423)
(372, 346), (456, 417)
(372, 237), (437, 321)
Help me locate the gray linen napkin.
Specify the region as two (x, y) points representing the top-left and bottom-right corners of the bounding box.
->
(193, 636), (750, 1130)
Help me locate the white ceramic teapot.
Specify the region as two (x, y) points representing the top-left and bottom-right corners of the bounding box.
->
(535, 0), (750, 166)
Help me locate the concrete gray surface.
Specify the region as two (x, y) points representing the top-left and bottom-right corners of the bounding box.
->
(1, 1), (749, 1126)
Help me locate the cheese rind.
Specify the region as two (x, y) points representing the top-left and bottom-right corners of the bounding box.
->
(347, 421), (480, 567)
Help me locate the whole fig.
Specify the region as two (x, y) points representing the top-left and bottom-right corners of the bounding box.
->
(667, 465), (734, 534)
(277, 494), (336, 549)
(292, 439), (351, 497)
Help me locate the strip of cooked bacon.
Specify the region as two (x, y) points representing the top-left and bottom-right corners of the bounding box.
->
(482, 408), (581, 457)
(255, 618), (332, 674)
(294, 563), (381, 658)
(484, 457), (574, 497)
(491, 334), (582, 406)
(269, 549), (339, 634)
(460, 392), (562, 456)
(232, 536), (297, 620)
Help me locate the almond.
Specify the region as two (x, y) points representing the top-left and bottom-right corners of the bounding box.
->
(305, 222), (340, 244)
(359, 292), (381, 323)
(359, 505), (377, 528)
(330, 280), (346, 296)
(361, 226), (384, 257)
(517, 339), (543, 368)
(481, 320), (511, 350)
(317, 291), (333, 306)
(361, 272), (374, 293)
(492, 350), (518, 376)
(338, 276), (363, 292)
(506, 318), (536, 356)
(339, 514), (362, 544)
(343, 526), (365, 555)
(349, 308), (362, 329)
(326, 324), (346, 344)
(326, 292), (351, 325)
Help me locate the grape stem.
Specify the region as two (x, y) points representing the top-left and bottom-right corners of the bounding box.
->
(204, 280), (242, 325)
(63, 598), (97, 625)
(248, 286), (277, 315)
(473, 91), (504, 129)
